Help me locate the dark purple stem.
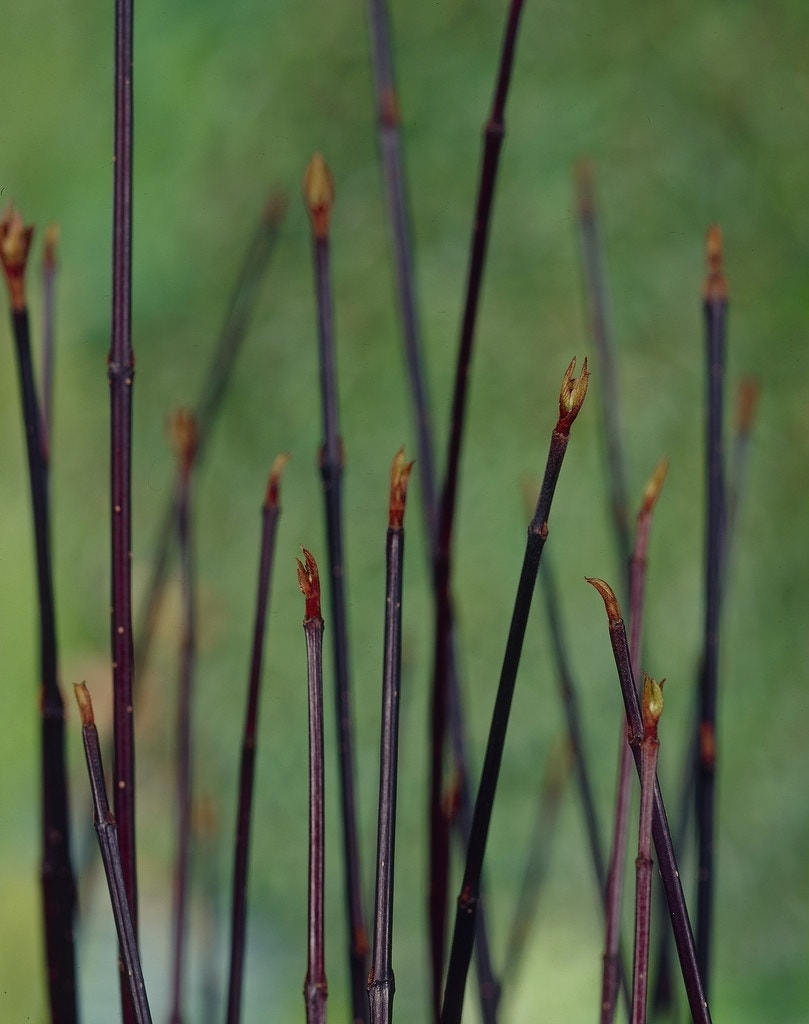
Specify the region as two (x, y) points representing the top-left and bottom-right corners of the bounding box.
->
(169, 452), (196, 1024)
(601, 460), (666, 1023)
(305, 165), (368, 1021)
(109, 7), (137, 1021)
(75, 684), (153, 1024)
(430, 4), (526, 1014)
(226, 463), (285, 1024)
(9, 302), (78, 1024)
(632, 694), (661, 1024)
(695, 228), (727, 995)
(368, 456), (410, 1024)
(574, 161), (631, 579)
(587, 582), (711, 1024)
(441, 364), (587, 1024)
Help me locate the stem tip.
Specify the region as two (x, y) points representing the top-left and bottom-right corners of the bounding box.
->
(389, 447), (414, 529)
(574, 157), (596, 217)
(704, 224), (727, 302)
(640, 456), (669, 515)
(266, 452), (291, 508)
(642, 674), (665, 736)
(735, 377), (759, 436)
(303, 153), (335, 239)
(557, 356), (590, 434)
(167, 407), (199, 477)
(585, 576), (622, 624)
(73, 681), (95, 728)
(0, 203), (34, 311)
(43, 223), (60, 270)
(296, 547), (322, 622)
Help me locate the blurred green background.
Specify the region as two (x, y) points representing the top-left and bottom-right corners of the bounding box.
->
(1, 0), (808, 1021)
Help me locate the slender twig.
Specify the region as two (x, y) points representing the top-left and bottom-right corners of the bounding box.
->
(226, 454), (288, 1024)
(40, 223), (59, 459)
(366, 0), (436, 545)
(502, 735), (571, 986)
(632, 675), (664, 1024)
(535, 549), (631, 1011)
(298, 549), (329, 1024)
(196, 796), (222, 1024)
(430, 5), (527, 1013)
(368, 451), (413, 1024)
(1, 206), (78, 1024)
(304, 153), (368, 1024)
(440, 359), (589, 1024)
(725, 377), (758, 607)
(167, 411), (199, 1024)
(574, 160), (631, 580)
(695, 224), (727, 995)
(364, 5), (500, 1012)
(135, 192), (287, 682)
(586, 579), (711, 1024)
(74, 683), (153, 1024)
(652, 380), (757, 1017)
(109, 11), (139, 1022)
(601, 457), (668, 1024)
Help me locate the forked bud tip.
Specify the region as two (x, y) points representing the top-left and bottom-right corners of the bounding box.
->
(0, 203), (35, 311)
(303, 153), (335, 239)
(642, 674), (665, 735)
(389, 447), (414, 529)
(585, 576), (622, 624)
(296, 546), (322, 621)
(557, 356), (590, 434)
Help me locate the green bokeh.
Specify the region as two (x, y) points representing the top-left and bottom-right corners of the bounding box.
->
(1, 0), (807, 1021)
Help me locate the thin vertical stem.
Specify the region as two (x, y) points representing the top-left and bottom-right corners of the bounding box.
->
(109, 7), (138, 1021)
(366, 0), (437, 544)
(574, 161), (631, 580)
(364, 4), (500, 1012)
(501, 735), (570, 985)
(440, 361), (589, 1024)
(600, 458), (668, 1024)
(587, 579), (711, 1024)
(41, 223), (59, 459)
(304, 153), (368, 1024)
(135, 193), (287, 683)
(298, 550), (329, 1024)
(167, 411), (199, 1024)
(226, 455), (288, 1024)
(74, 683), (153, 1024)
(653, 378), (756, 1016)
(631, 676), (664, 1024)
(430, 4), (527, 1014)
(536, 552), (631, 1011)
(695, 225), (727, 994)
(368, 452), (413, 1024)
(1, 207), (78, 1024)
